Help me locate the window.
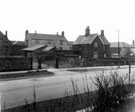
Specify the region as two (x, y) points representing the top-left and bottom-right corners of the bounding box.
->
(60, 40), (63, 45)
(103, 46), (105, 51)
(44, 41), (47, 45)
(53, 41), (56, 46)
(26, 40), (29, 45)
(94, 42), (98, 48)
(59, 47), (63, 50)
(104, 53), (106, 58)
(93, 52), (98, 58)
(47, 40), (52, 44)
(35, 39), (39, 44)
(5, 46), (8, 52)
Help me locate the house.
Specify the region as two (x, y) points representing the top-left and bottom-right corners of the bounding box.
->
(72, 26), (110, 59)
(25, 30), (70, 50)
(110, 42), (131, 58)
(0, 31), (12, 57)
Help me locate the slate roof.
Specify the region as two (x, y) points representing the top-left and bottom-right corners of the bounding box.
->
(26, 33), (68, 41)
(22, 44), (46, 51)
(0, 31), (7, 39)
(74, 34), (98, 44)
(110, 42), (131, 48)
(98, 35), (110, 45)
(0, 31), (4, 37)
(43, 46), (55, 51)
(0, 31), (11, 42)
(12, 41), (26, 46)
(74, 33), (110, 45)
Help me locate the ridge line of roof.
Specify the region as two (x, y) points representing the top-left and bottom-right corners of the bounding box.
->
(89, 34), (98, 44)
(28, 33), (64, 36)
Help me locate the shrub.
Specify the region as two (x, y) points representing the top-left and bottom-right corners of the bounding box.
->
(91, 72), (134, 112)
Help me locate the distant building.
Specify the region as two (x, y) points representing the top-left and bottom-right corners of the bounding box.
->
(11, 41), (26, 56)
(110, 42), (131, 58)
(73, 26), (110, 59)
(130, 40), (135, 56)
(25, 30), (70, 50)
(0, 31), (12, 57)
(68, 41), (74, 50)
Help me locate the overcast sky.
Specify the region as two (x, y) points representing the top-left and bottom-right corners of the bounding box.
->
(0, 0), (135, 44)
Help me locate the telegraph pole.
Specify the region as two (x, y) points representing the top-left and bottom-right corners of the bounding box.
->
(118, 29), (120, 68)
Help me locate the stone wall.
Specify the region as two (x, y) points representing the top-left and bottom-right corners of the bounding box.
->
(0, 57), (31, 71)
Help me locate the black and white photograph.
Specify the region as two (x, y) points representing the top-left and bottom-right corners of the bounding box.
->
(0, 0), (135, 112)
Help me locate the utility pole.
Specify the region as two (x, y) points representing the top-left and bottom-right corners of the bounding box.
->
(118, 29), (120, 68)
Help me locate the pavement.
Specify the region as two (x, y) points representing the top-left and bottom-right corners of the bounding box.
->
(0, 65), (135, 76)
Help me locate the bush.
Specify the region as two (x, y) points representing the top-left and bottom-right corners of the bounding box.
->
(91, 72), (134, 112)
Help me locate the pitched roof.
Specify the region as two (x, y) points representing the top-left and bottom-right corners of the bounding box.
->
(0, 31), (6, 39)
(43, 46), (55, 51)
(110, 42), (131, 48)
(98, 35), (110, 45)
(0, 31), (4, 37)
(26, 33), (68, 41)
(22, 44), (46, 51)
(74, 34), (98, 44)
(0, 31), (11, 43)
(11, 41), (26, 46)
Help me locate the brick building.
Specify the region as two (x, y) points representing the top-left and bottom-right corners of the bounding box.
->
(25, 30), (70, 50)
(73, 26), (110, 59)
(0, 31), (12, 57)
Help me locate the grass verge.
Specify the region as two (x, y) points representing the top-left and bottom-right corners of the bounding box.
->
(0, 70), (54, 81)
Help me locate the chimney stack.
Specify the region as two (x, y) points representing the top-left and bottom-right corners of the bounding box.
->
(61, 31), (64, 36)
(5, 30), (8, 37)
(25, 30), (29, 34)
(25, 30), (29, 36)
(101, 30), (104, 36)
(85, 26), (90, 36)
(57, 32), (59, 36)
(35, 31), (37, 34)
(133, 40), (135, 45)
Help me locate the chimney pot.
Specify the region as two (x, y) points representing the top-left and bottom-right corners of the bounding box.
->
(25, 30), (29, 35)
(101, 30), (104, 36)
(85, 26), (90, 36)
(61, 31), (64, 36)
(133, 40), (134, 45)
(5, 30), (8, 37)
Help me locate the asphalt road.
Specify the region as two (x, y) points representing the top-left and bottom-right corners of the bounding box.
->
(0, 66), (135, 110)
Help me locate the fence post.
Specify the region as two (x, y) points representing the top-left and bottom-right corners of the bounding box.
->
(55, 54), (59, 68)
(129, 60), (131, 84)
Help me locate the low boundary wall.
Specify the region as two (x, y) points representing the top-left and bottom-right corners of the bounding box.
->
(0, 57), (32, 72)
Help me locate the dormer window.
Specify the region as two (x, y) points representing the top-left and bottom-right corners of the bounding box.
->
(94, 42), (98, 48)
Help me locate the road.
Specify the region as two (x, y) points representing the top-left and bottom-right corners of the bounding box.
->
(0, 66), (135, 110)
